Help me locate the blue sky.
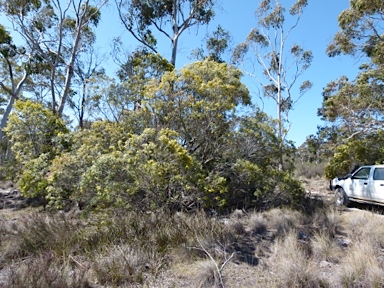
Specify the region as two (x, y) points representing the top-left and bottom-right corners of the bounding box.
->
(96, 0), (360, 146)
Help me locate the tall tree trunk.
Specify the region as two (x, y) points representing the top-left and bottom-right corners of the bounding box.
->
(277, 75), (283, 170)
(57, 1), (86, 116)
(0, 58), (29, 142)
(0, 96), (16, 142)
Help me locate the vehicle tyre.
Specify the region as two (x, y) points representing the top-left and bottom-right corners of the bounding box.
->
(335, 187), (350, 207)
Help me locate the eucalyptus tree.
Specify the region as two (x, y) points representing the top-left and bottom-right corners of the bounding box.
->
(0, 24), (37, 141)
(318, 0), (384, 177)
(70, 46), (106, 129)
(115, 0), (216, 66)
(232, 0), (313, 168)
(192, 25), (232, 63)
(326, 0), (384, 64)
(320, 0), (384, 138)
(0, 0), (108, 116)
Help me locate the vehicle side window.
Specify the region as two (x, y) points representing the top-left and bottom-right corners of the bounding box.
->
(353, 168), (371, 180)
(373, 168), (384, 180)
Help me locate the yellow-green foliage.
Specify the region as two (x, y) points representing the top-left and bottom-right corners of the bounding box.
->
(5, 61), (305, 212)
(77, 128), (227, 210)
(142, 59), (250, 167)
(5, 100), (69, 200)
(5, 100), (69, 164)
(232, 159), (304, 208)
(325, 132), (384, 179)
(45, 153), (85, 209)
(17, 153), (50, 198)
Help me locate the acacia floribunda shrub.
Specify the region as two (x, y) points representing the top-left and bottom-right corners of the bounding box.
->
(45, 126), (227, 211)
(4, 61), (306, 212)
(5, 100), (69, 202)
(80, 128), (227, 210)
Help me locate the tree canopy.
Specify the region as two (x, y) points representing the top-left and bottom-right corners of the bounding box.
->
(115, 0), (216, 66)
(232, 0), (313, 168)
(312, 0), (384, 178)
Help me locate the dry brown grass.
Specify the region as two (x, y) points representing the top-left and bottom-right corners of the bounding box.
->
(335, 211), (384, 287)
(263, 208), (304, 237)
(341, 211), (384, 248)
(245, 212), (268, 235)
(3, 252), (88, 288)
(340, 241), (384, 288)
(311, 232), (343, 263)
(192, 259), (220, 288)
(300, 175), (331, 195)
(1, 201), (384, 287)
(92, 244), (161, 286)
(268, 232), (324, 288)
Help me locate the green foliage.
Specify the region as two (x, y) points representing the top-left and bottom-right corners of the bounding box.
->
(0, 24), (12, 45)
(5, 100), (69, 164)
(45, 121), (128, 208)
(143, 59), (250, 167)
(82, 4), (101, 26)
(4, 100), (69, 200)
(319, 0), (384, 177)
(78, 151), (132, 209)
(45, 153), (84, 209)
(192, 25), (232, 63)
(5, 60), (305, 212)
(327, 0), (384, 64)
(117, 0), (216, 64)
(0, 0), (45, 16)
(75, 128), (227, 211)
(117, 49), (173, 82)
(324, 132), (384, 179)
(43, 122), (227, 210)
(229, 156), (304, 209)
(209, 108), (303, 210)
(17, 153), (50, 198)
(320, 70), (384, 130)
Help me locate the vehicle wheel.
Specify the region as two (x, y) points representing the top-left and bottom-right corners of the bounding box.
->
(335, 187), (350, 207)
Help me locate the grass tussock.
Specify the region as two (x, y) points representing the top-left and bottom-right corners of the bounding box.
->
(92, 244), (160, 286)
(191, 259), (222, 288)
(269, 232), (323, 288)
(263, 208), (304, 237)
(2, 200), (384, 287)
(340, 242), (384, 288)
(311, 232), (343, 263)
(246, 212), (268, 235)
(4, 252), (88, 288)
(342, 212), (384, 249)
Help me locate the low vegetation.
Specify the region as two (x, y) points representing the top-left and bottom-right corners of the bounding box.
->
(1, 197), (384, 288)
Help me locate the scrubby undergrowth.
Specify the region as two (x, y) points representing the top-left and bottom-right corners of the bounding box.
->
(1, 198), (384, 288)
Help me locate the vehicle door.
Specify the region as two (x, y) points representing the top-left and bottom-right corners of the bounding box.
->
(350, 167), (372, 199)
(370, 167), (384, 202)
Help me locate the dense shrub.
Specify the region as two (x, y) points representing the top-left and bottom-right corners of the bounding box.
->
(4, 61), (306, 212)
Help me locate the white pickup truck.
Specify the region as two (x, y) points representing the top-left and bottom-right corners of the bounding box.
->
(330, 165), (384, 206)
